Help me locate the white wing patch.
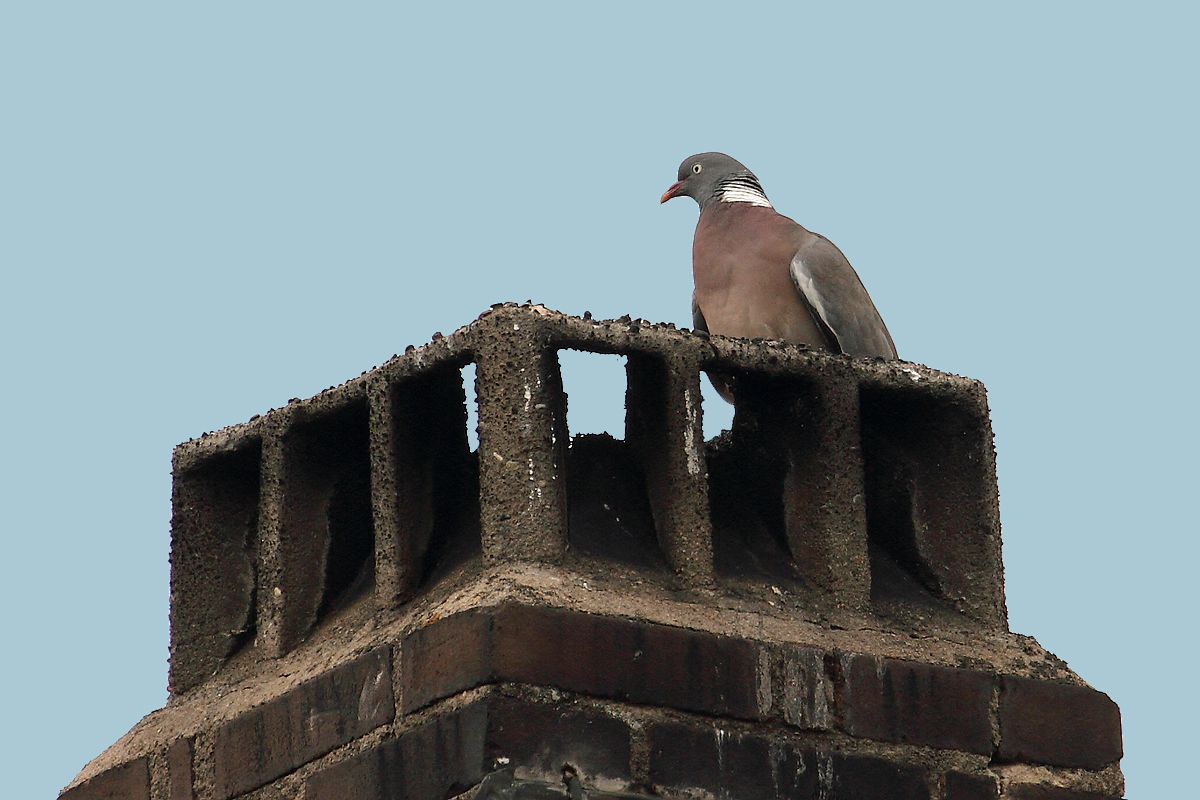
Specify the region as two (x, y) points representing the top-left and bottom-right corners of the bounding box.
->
(790, 253), (838, 345)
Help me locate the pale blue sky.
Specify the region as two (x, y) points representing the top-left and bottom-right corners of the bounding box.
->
(3, 4), (1195, 797)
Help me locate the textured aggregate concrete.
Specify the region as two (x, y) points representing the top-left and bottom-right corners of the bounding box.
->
(168, 303), (1008, 694)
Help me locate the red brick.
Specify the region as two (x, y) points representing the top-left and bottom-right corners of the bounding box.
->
(1007, 786), (1122, 800)
(493, 605), (762, 719)
(400, 610), (492, 713)
(647, 720), (933, 800)
(302, 735), (406, 800)
(647, 721), (818, 799)
(945, 771), (998, 800)
(168, 737), (194, 800)
(485, 695), (631, 783)
(829, 753), (932, 800)
(306, 694), (632, 800)
(306, 701), (487, 800)
(841, 655), (994, 755)
(774, 644), (833, 730)
(998, 676), (1122, 769)
(59, 758), (150, 800)
(212, 646), (393, 799)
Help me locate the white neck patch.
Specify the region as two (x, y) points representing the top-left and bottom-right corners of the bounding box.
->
(716, 176), (772, 208)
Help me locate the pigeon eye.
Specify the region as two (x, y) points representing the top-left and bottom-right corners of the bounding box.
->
(692, 163), (702, 174)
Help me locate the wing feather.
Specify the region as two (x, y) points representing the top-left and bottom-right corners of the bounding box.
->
(788, 234), (897, 359)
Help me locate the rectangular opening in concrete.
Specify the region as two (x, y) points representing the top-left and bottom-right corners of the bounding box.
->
(558, 348), (663, 570)
(860, 385), (1004, 624)
(386, 362), (480, 591)
(557, 349), (628, 439)
(700, 377), (735, 440)
(170, 439), (261, 694)
(704, 371), (818, 589)
(278, 399), (375, 630)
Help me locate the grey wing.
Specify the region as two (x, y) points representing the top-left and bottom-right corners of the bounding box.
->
(789, 234), (898, 359)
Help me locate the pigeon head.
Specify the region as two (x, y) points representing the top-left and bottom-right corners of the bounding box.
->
(660, 152), (769, 210)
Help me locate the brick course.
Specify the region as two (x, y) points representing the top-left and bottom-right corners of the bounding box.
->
(825, 753), (932, 800)
(998, 676), (1122, 769)
(400, 605), (763, 721)
(400, 610), (492, 713)
(212, 646), (393, 799)
(306, 701), (487, 800)
(306, 695), (632, 800)
(841, 655), (995, 754)
(484, 695), (632, 783)
(1005, 786), (1123, 800)
(944, 771), (999, 800)
(646, 720), (818, 799)
(493, 604), (761, 719)
(646, 720), (935, 800)
(59, 758), (150, 800)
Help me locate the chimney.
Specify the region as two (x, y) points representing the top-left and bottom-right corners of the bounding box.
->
(60, 303), (1124, 800)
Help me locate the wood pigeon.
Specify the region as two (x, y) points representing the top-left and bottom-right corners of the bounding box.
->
(661, 152), (896, 400)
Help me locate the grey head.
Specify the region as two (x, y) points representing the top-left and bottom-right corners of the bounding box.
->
(660, 152), (769, 211)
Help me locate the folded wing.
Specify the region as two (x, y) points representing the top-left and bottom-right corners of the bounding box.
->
(789, 234), (897, 359)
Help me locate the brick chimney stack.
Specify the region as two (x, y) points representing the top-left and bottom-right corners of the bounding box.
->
(60, 304), (1123, 800)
